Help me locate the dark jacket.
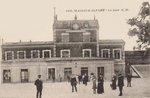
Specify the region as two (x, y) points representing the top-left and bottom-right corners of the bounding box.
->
(35, 79), (43, 90)
(118, 76), (124, 87)
(83, 75), (88, 83)
(70, 77), (77, 85)
(127, 74), (132, 82)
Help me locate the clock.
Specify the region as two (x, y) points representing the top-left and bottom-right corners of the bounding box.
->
(73, 23), (79, 30)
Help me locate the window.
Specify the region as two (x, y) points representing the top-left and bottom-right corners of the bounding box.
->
(101, 49), (110, 58)
(82, 49), (91, 57)
(5, 51), (14, 60)
(31, 50), (40, 58)
(3, 70), (11, 83)
(61, 50), (70, 58)
(62, 33), (69, 42)
(113, 49), (121, 59)
(17, 51), (26, 59)
(83, 32), (90, 42)
(21, 69), (28, 82)
(42, 50), (51, 58)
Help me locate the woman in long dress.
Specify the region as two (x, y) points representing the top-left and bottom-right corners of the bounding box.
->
(97, 74), (104, 94)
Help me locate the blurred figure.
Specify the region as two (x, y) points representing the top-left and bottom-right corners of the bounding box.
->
(78, 75), (82, 84)
(97, 74), (104, 94)
(59, 74), (62, 82)
(70, 74), (77, 92)
(34, 75), (43, 98)
(83, 73), (88, 86)
(111, 74), (117, 90)
(92, 75), (97, 94)
(118, 73), (124, 96)
(52, 74), (55, 83)
(127, 73), (132, 87)
(67, 74), (70, 82)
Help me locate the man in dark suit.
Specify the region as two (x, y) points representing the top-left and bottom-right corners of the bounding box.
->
(70, 74), (77, 92)
(34, 75), (43, 98)
(118, 73), (124, 96)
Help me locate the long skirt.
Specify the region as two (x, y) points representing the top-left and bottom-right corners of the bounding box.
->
(97, 83), (104, 94)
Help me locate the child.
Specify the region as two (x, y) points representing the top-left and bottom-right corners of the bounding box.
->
(92, 76), (97, 94)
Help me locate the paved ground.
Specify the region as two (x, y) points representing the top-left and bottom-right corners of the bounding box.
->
(0, 77), (150, 98)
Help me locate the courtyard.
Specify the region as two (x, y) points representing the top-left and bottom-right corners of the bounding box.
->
(0, 77), (149, 98)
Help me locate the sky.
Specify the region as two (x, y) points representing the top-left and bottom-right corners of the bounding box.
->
(0, 0), (149, 50)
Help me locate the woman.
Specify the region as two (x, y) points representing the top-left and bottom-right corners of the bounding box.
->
(111, 74), (117, 90)
(97, 74), (104, 94)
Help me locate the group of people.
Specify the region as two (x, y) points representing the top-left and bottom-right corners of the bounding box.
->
(110, 73), (132, 96)
(34, 73), (132, 98)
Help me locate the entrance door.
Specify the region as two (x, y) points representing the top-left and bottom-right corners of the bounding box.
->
(81, 67), (88, 76)
(21, 69), (29, 82)
(3, 70), (11, 83)
(97, 67), (104, 77)
(48, 68), (55, 80)
(64, 68), (72, 81)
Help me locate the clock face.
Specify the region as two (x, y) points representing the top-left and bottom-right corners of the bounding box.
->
(73, 23), (79, 30)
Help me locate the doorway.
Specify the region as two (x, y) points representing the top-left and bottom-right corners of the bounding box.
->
(97, 67), (104, 77)
(48, 68), (55, 80)
(81, 67), (88, 76)
(64, 68), (72, 81)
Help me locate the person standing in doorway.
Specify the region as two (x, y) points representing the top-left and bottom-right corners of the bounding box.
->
(97, 74), (104, 94)
(70, 74), (77, 92)
(127, 73), (132, 87)
(118, 73), (124, 96)
(34, 75), (43, 98)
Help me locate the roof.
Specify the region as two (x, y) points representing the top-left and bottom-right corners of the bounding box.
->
(53, 19), (99, 29)
(3, 41), (54, 46)
(99, 39), (125, 45)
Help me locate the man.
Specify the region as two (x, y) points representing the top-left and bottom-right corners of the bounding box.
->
(70, 74), (77, 92)
(127, 73), (132, 87)
(34, 75), (43, 98)
(118, 73), (124, 96)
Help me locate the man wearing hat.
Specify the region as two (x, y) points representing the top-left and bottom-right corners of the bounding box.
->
(34, 75), (43, 98)
(118, 73), (124, 96)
